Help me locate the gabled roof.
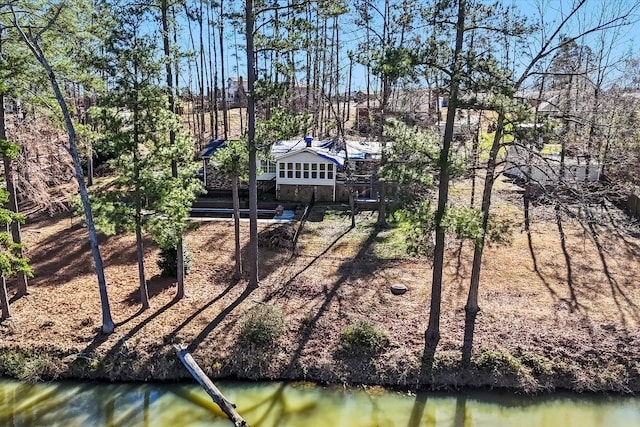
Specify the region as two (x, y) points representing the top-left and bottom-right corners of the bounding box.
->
(271, 139), (381, 168)
(198, 138), (383, 167)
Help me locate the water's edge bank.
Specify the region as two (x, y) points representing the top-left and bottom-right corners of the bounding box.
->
(1, 344), (637, 394)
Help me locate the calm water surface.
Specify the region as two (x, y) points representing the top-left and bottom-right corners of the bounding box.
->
(1, 378), (639, 427)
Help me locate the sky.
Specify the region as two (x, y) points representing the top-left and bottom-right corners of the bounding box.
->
(176, 0), (640, 95)
(343, 0), (640, 92)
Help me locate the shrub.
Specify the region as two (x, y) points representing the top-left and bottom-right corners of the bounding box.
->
(157, 244), (193, 277)
(0, 349), (26, 378)
(239, 304), (286, 347)
(475, 349), (525, 376)
(339, 320), (390, 354)
(519, 352), (553, 376)
(0, 349), (62, 383)
(20, 354), (61, 383)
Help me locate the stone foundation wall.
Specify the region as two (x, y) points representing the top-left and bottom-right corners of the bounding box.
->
(277, 184), (334, 202)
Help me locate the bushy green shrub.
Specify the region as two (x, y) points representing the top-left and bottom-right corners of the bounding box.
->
(239, 304), (286, 346)
(475, 349), (525, 375)
(0, 349), (26, 378)
(0, 349), (61, 383)
(519, 352), (554, 376)
(339, 320), (390, 354)
(157, 244), (193, 277)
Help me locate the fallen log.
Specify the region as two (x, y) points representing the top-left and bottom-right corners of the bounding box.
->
(174, 344), (249, 427)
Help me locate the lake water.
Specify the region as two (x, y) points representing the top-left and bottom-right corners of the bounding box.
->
(1, 378), (639, 426)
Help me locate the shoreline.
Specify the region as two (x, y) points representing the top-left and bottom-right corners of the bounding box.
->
(1, 341), (638, 395)
(1, 202), (639, 397)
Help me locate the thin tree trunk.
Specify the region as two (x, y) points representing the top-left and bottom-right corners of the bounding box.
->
(365, 21), (371, 113)
(234, 31), (244, 135)
(185, 3), (203, 147)
(136, 223), (149, 310)
(305, 2), (312, 112)
(312, 7), (320, 136)
(333, 17), (340, 125)
(206, 0), (217, 139)
(559, 75), (573, 181)
(87, 147), (94, 187)
(376, 74), (389, 228)
(219, 0), (229, 140)
(162, 0), (186, 299)
(524, 75), (547, 234)
(462, 111), (504, 364)
(319, 18), (327, 136)
(586, 49), (606, 183)
(198, 0), (206, 139)
(376, 0), (392, 228)
(346, 54), (352, 124)
(13, 17), (115, 334)
(176, 239), (186, 298)
(0, 274), (9, 321)
(469, 111), (481, 207)
(425, 0), (466, 351)
(0, 92), (28, 296)
(132, 98), (150, 310)
(1, 155), (27, 295)
(601, 113), (614, 177)
(232, 175), (242, 278)
(246, 0), (259, 288)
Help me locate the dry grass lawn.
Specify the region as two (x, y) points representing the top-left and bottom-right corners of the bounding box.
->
(1, 179), (640, 392)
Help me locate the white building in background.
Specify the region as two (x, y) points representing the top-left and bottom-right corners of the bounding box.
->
(225, 77), (247, 104)
(200, 138), (382, 203)
(260, 138), (380, 202)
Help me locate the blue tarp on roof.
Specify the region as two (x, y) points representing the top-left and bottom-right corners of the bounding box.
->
(315, 151), (344, 167)
(199, 139), (226, 158)
(270, 139), (380, 168)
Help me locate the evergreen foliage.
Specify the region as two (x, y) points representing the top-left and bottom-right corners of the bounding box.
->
(239, 304), (286, 347)
(380, 118), (440, 204)
(0, 140), (31, 279)
(211, 139), (249, 178)
(254, 107), (313, 151)
(90, 1), (203, 248)
(157, 244), (193, 278)
(339, 320), (390, 354)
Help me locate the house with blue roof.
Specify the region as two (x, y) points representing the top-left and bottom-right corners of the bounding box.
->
(199, 137), (382, 203)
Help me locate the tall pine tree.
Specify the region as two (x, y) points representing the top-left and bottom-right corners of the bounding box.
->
(91, 0), (202, 309)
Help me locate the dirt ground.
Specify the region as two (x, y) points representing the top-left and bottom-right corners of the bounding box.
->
(1, 179), (640, 393)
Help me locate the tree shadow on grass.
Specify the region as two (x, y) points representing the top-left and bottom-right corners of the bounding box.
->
(23, 221), (155, 289)
(554, 205), (580, 312)
(269, 226), (355, 297)
(123, 275), (177, 306)
(262, 226), (382, 383)
(81, 296), (181, 357)
(305, 204), (331, 222)
(525, 203), (582, 312)
(602, 201), (640, 247)
(187, 285), (256, 353)
(173, 220), (379, 383)
(550, 201), (639, 328)
(254, 223), (298, 279)
(175, 211), (356, 357)
(444, 241), (471, 300)
(164, 279), (240, 346)
(8, 289), (24, 304)
(582, 216), (640, 328)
